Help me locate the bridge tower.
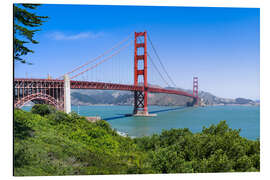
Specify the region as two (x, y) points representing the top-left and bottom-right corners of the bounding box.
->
(193, 77), (199, 105)
(133, 31), (149, 116)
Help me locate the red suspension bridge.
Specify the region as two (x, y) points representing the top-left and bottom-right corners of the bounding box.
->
(14, 31), (199, 116)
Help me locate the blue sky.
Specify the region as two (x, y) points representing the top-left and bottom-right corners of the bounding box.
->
(14, 4), (260, 100)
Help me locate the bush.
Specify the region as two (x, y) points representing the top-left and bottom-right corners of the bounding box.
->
(49, 111), (72, 124)
(31, 104), (56, 116)
(206, 149), (233, 172)
(14, 109), (34, 139)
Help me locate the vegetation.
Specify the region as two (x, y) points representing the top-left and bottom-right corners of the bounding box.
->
(14, 4), (48, 64)
(14, 104), (260, 176)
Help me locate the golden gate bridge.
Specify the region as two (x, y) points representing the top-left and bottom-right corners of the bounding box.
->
(14, 31), (199, 116)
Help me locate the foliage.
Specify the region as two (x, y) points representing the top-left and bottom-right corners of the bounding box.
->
(14, 4), (48, 64)
(14, 106), (260, 176)
(134, 120), (260, 173)
(31, 104), (56, 116)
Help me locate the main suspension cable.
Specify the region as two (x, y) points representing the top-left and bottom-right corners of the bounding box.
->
(147, 34), (177, 87)
(70, 41), (133, 80)
(58, 33), (133, 79)
(137, 36), (171, 87)
(147, 53), (171, 87)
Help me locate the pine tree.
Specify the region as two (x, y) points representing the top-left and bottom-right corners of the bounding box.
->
(13, 4), (48, 64)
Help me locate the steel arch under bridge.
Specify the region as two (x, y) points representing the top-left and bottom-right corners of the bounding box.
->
(14, 78), (65, 110)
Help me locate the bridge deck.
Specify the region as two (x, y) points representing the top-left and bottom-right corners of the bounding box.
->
(14, 78), (195, 98)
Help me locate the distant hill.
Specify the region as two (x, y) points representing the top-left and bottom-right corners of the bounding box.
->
(71, 86), (258, 106)
(71, 89), (192, 106)
(235, 98), (254, 104)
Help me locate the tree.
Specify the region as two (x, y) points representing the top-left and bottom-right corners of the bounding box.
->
(14, 4), (48, 64)
(31, 104), (55, 116)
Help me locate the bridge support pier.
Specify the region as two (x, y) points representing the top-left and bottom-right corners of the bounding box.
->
(133, 90), (156, 116)
(64, 74), (71, 113)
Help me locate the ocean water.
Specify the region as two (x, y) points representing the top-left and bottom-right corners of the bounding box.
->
(22, 105), (260, 140)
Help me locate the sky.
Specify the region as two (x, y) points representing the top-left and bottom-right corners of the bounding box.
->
(14, 4), (260, 100)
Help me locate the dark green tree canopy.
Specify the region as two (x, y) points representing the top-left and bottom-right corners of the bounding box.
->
(14, 4), (48, 64)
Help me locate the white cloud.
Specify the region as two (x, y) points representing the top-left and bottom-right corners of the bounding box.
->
(48, 31), (103, 40)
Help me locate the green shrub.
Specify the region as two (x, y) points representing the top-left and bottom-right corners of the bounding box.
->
(50, 111), (72, 124)
(31, 104), (56, 116)
(14, 110), (34, 139)
(235, 155), (253, 171)
(206, 149), (233, 172)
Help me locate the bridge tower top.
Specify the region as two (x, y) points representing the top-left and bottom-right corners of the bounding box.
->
(134, 31), (147, 87)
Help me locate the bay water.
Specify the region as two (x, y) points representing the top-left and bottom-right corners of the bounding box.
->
(22, 105), (260, 140)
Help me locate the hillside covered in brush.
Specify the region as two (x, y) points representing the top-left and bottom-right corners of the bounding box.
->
(14, 105), (260, 176)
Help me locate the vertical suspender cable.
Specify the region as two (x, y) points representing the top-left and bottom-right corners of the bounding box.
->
(147, 34), (177, 88)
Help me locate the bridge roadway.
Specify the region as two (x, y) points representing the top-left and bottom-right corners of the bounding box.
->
(14, 78), (195, 98)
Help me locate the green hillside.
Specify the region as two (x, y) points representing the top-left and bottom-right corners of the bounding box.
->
(14, 105), (260, 176)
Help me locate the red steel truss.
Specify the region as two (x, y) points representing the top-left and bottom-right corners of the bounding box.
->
(14, 78), (196, 110)
(14, 78), (64, 110)
(70, 80), (195, 98)
(70, 80), (143, 91)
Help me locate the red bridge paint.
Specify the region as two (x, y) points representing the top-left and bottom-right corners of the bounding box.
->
(14, 78), (65, 109)
(14, 78), (197, 109)
(134, 31), (148, 115)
